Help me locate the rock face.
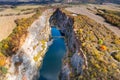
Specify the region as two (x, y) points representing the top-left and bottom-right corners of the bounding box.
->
(49, 8), (87, 80)
(4, 9), (52, 80)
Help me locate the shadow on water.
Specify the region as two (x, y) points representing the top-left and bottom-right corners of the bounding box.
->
(38, 27), (66, 80)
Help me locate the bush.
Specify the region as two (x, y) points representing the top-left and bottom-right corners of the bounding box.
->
(99, 45), (107, 51)
(98, 39), (103, 45)
(111, 51), (120, 62)
(0, 66), (8, 74)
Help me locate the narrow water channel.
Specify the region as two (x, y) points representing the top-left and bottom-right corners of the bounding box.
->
(39, 27), (66, 80)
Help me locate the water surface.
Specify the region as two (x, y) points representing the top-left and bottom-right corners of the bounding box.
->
(39, 28), (66, 80)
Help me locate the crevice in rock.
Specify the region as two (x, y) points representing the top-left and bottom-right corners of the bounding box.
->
(49, 8), (88, 80)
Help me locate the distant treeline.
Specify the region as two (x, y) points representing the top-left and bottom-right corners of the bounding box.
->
(0, 1), (60, 5)
(0, 0), (120, 5)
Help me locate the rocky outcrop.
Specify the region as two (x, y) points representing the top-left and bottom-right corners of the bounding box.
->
(3, 9), (52, 80)
(49, 8), (87, 80)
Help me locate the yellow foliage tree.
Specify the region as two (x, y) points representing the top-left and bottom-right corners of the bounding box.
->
(4, 44), (9, 49)
(0, 53), (6, 66)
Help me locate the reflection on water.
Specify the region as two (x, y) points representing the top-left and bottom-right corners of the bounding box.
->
(39, 28), (66, 80)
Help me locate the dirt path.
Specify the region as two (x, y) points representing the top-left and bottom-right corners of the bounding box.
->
(66, 6), (120, 37)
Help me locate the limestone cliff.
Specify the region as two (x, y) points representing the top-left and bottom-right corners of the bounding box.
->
(1, 9), (53, 80)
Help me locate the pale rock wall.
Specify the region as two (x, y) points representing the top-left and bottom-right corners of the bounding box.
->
(4, 9), (52, 80)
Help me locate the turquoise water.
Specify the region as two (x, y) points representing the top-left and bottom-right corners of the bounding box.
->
(39, 28), (66, 80)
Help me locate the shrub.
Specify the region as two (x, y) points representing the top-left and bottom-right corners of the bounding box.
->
(98, 39), (103, 45)
(99, 45), (107, 51)
(111, 51), (120, 62)
(0, 53), (6, 66)
(0, 66), (8, 74)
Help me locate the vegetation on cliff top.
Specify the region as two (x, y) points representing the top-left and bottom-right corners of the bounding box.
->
(0, 7), (47, 75)
(73, 14), (120, 80)
(62, 9), (120, 80)
(0, 7), (46, 56)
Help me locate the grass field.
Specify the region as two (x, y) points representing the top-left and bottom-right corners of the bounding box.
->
(0, 5), (41, 41)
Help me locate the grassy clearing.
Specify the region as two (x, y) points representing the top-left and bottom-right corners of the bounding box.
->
(0, 5), (41, 16)
(0, 5), (41, 41)
(0, 13), (35, 41)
